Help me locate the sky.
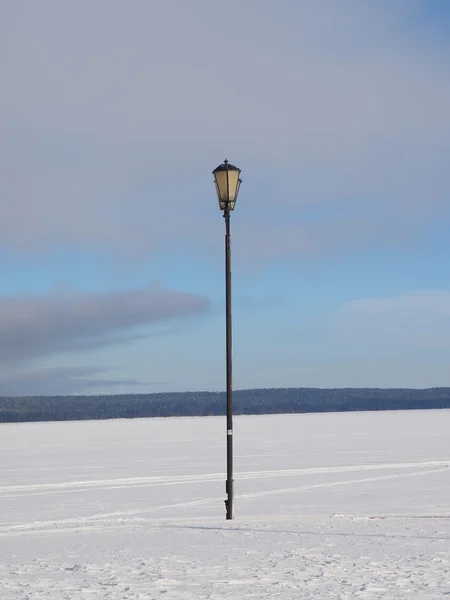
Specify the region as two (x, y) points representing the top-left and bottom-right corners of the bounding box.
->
(1, 0), (450, 395)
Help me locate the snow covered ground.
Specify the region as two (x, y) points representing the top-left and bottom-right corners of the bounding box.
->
(0, 409), (449, 599)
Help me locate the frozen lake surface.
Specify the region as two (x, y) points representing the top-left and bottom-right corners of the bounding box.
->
(0, 409), (449, 598)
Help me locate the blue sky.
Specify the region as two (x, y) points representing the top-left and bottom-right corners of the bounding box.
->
(0, 0), (449, 395)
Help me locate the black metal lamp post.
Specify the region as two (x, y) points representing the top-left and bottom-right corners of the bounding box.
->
(212, 159), (242, 520)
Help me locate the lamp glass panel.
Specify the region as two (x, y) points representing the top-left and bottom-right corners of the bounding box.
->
(214, 170), (228, 203)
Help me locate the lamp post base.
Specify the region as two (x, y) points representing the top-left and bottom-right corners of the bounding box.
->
(225, 479), (234, 520)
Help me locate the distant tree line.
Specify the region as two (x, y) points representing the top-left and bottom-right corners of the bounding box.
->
(1, 387), (450, 423)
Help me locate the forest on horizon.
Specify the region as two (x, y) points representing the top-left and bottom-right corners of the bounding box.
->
(1, 387), (450, 423)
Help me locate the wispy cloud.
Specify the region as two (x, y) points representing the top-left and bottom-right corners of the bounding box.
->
(0, 366), (164, 397)
(0, 283), (210, 366)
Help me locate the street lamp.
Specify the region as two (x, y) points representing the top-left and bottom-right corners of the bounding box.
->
(212, 159), (242, 520)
